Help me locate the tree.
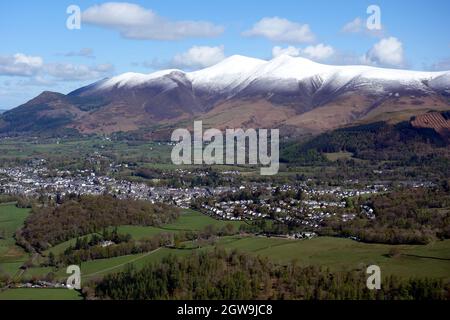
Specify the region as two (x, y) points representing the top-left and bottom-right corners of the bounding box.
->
(48, 252), (56, 266)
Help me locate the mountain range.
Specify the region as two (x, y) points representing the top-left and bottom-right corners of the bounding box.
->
(1, 54), (449, 137)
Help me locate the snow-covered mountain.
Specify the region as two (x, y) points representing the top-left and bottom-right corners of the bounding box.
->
(2, 55), (449, 135)
(82, 54), (449, 96)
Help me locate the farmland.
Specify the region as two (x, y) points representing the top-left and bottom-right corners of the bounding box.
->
(0, 203), (30, 277)
(0, 201), (449, 300)
(0, 288), (82, 300)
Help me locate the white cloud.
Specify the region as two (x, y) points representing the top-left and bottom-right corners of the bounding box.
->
(0, 53), (43, 76)
(243, 17), (315, 43)
(82, 2), (224, 40)
(170, 46), (226, 69)
(302, 44), (335, 60)
(272, 46), (301, 58)
(362, 37), (404, 67)
(44, 63), (114, 81)
(272, 44), (335, 61)
(0, 52), (113, 81)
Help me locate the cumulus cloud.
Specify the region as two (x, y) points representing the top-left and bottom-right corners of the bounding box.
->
(0, 53), (43, 76)
(272, 44), (335, 61)
(82, 2), (224, 40)
(302, 44), (335, 60)
(170, 45), (226, 69)
(243, 17), (315, 43)
(0, 52), (113, 81)
(272, 46), (301, 58)
(362, 37), (404, 67)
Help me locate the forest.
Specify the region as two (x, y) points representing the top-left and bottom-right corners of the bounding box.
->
(16, 195), (180, 252)
(320, 187), (450, 244)
(281, 119), (450, 165)
(93, 249), (449, 300)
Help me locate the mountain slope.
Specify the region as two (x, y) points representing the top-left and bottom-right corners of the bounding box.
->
(281, 111), (450, 165)
(1, 55), (449, 136)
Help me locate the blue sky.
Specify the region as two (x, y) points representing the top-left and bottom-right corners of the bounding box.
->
(0, 0), (449, 108)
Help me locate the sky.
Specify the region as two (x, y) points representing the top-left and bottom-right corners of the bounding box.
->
(0, 0), (449, 108)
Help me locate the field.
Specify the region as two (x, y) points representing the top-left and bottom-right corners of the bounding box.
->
(0, 288), (82, 300)
(324, 152), (354, 161)
(23, 209), (243, 281)
(0, 137), (172, 166)
(162, 209), (244, 231)
(0, 203), (30, 276)
(43, 209), (243, 255)
(214, 236), (450, 279)
(1, 202), (450, 301)
(18, 235), (450, 284)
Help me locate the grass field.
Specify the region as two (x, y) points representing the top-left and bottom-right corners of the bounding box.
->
(214, 236), (450, 279)
(2, 203), (449, 286)
(24, 247), (194, 281)
(0, 203), (30, 236)
(0, 288), (83, 300)
(44, 233), (97, 256)
(24, 209), (241, 280)
(324, 152), (354, 161)
(162, 209), (244, 231)
(43, 209), (243, 254)
(0, 203), (30, 273)
(22, 235), (450, 285)
(0, 137), (172, 167)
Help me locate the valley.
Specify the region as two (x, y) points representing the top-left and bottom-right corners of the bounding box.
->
(0, 115), (449, 299)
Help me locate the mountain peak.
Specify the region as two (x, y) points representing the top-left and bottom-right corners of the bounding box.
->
(219, 54), (266, 64)
(195, 54), (266, 74)
(97, 69), (184, 90)
(2, 51), (449, 136)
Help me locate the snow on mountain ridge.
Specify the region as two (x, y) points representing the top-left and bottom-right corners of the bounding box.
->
(95, 54), (448, 93)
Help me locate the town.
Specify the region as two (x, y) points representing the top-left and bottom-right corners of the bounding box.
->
(0, 160), (390, 236)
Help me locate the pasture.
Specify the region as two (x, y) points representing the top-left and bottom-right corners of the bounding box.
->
(0, 203), (30, 274)
(0, 288), (82, 300)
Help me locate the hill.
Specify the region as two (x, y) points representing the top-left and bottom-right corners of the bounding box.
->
(0, 55), (449, 137)
(281, 111), (450, 164)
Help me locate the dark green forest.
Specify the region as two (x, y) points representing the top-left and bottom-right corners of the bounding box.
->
(282, 120), (449, 164)
(94, 249), (449, 300)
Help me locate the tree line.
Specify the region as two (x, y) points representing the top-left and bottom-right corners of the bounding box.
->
(93, 248), (449, 300)
(320, 187), (450, 244)
(16, 195), (180, 252)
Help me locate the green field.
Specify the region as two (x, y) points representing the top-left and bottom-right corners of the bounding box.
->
(214, 236), (450, 279)
(2, 203), (450, 291)
(0, 203), (30, 274)
(114, 209), (244, 238)
(24, 209), (242, 280)
(43, 209), (243, 255)
(324, 152), (354, 161)
(44, 233), (97, 256)
(25, 247), (194, 281)
(0, 203), (30, 236)
(0, 137), (173, 168)
(162, 209), (244, 231)
(47, 235), (448, 281)
(0, 288), (83, 300)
